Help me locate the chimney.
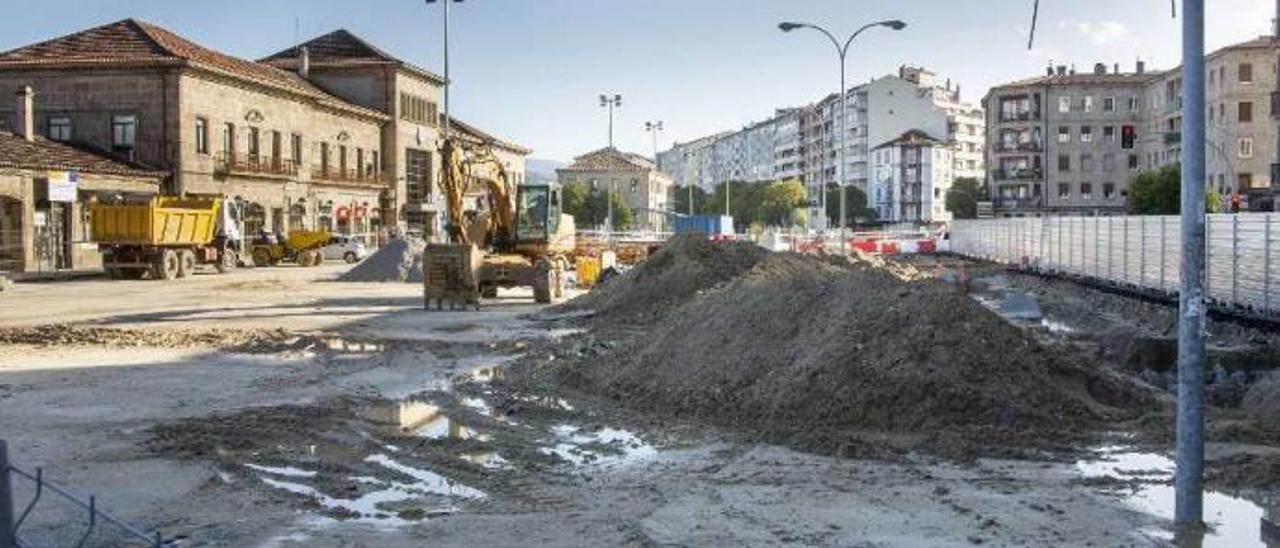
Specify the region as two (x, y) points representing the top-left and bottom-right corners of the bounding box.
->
(1069, 64), (1077, 75)
(14, 86), (33, 141)
(1046, 63), (1055, 76)
(1094, 63), (1107, 75)
(299, 46), (311, 79)
(1114, 63), (1120, 74)
(1136, 59), (1146, 74)
(1056, 65), (1067, 76)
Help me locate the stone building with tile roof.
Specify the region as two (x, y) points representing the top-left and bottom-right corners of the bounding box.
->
(0, 18), (390, 243)
(0, 87), (165, 276)
(262, 30), (531, 239)
(556, 147), (672, 232)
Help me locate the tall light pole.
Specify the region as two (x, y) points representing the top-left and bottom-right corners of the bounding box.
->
(780, 19), (906, 229)
(425, 0), (462, 141)
(600, 94), (622, 148)
(644, 120), (664, 159)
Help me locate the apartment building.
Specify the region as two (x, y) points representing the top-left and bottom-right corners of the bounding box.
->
(985, 36), (1278, 217)
(870, 129), (955, 223)
(556, 147), (673, 232)
(261, 30), (530, 237)
(657, 65), (984, 225)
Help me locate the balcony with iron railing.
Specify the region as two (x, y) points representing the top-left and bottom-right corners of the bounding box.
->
(998, 111), (1040, 123)
(994, 141), (1044, 153)
(310, 167), (390, 187)
(215, 153), (298, 178)
(994, 196), (1044, 209)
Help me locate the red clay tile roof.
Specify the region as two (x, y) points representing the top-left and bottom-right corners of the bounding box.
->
(0, 132), (165, 178)
(0, 19), (387, 120)
(260, 29), (446, 85)
(559, 147), (652, 172)
(446, 116), (531, 156)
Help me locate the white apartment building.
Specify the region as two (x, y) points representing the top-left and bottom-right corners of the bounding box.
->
(658, 65), (985, 225)
(871, 130), (955, 223)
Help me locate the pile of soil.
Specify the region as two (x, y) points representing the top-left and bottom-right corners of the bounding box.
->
(543, 250), (1157, 458)
(561, 233), (768, 321)
(338, 238), (425, 283)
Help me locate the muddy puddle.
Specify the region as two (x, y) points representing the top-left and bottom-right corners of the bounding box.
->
(1076, 447), (1280, 546)
(194, 356), (660, 528)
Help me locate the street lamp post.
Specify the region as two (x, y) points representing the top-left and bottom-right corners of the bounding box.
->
(425, 0), (462, 141)
(780, 19), (906, 230)
(644, 120), (664, 159)
(600, 94), (622, 148)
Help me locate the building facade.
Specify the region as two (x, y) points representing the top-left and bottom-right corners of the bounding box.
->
(0, 96), (164, 277)
(985, 36), (1278, 217)
(557, 147), (672, 232)
(261, 30), (530, 238)
(870, 130), (954, 223)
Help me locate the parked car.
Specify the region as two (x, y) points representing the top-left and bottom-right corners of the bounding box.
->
(320, 235), (368, 263)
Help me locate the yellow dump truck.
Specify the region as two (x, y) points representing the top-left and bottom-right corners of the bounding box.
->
(90, 196), (241, 280)
(249, 230), (332, 267)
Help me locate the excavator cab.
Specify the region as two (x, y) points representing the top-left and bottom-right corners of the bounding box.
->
(514, 183), (562, 245)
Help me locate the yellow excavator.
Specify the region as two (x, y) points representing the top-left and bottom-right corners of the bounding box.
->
(424, 138), (574, 309)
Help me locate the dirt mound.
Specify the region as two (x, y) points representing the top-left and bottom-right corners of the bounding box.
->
(0, 324), (301, 352)
(562, 234), (768, 321)
(544, 252), (1155, 458)
(1243, 374), (1280, 429)
(339, 238), (425, 283)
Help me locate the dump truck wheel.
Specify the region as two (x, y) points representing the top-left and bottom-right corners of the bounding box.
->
(178, 250), (197, 278)
(481, 285), (499, 299)
(153, 250), (180, 281)
(252, 247), (271, 268)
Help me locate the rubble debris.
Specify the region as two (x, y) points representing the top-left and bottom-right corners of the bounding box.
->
(338, 238), (426, 283)
(0, 324), (299, 350)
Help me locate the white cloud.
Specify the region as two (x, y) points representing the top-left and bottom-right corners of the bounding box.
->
(1076, 21), (1130, 45)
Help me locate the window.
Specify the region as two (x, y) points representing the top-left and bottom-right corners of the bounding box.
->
(1239, 101), (1254, 123)
(370, 151), (379, 175)
(1128, 154), (1139, 170)
(1058, 183), (1070, 197)
(1080, 183), (1092, 199)
(194, 118), (208, 154)
(47, 117), (72, 142)
(247, 127), (260, 159)
(356, 148), (365, 176)
(1081, 126), (1093, 143)
(1128, 96), (1140, 111)
(1058, 126), (1070, 143)
(399, 92), (441, 127)
(630, 179), (639, 193)
(1058, 96), (1071, 113)
(1103, 183), (1115, 199)
(1057, 154), (1070, 172)
(1239, 63), (1254, 83)
(1239, 173), (1255, 191)
(112, 115), (137, 157)
(271, 131), (282, 166)
(320, 142), (330, 174)
(1239, 137), (1254, 158)
(1121, 125), (1136, 149)
(1081, 154), (1095, 172)
(1103, 126), (1115, 142)
(1083, 96), (1094, 113)
(1103, 97), (1115, 112)
(222, 123), (235, 156)
(338, 145), (348, 175)
(291, 134), (303, 164)
(1220, 103), (1226, 119)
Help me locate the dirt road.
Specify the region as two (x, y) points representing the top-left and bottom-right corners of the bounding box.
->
(0, 263), (1269, 546)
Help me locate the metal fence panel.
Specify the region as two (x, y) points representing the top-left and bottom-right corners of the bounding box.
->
(950, 213), (1277, 317)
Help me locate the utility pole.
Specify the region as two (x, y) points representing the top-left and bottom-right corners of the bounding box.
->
(1272, 0), (1280, 204)
(600, 94), (622, 148)
(1175, 0), (1207, 530)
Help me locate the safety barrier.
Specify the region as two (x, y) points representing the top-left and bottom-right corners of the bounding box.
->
(950, 214), (1280, 316)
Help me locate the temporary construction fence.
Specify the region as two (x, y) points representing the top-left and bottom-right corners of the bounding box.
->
(950, 214), (1280, 315)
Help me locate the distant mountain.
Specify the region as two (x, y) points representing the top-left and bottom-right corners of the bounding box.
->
(525, 158), (566, 183)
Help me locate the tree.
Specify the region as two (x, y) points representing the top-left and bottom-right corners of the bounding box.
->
(824, 184), (873, 227)
(672, 185), (709, 216)
(561, 181), (634, 230)
(1127, 165), (1181, 215)
(760, 179), (807, 225)
(946, 177), (983, 219)
(562, 180), (590, 220)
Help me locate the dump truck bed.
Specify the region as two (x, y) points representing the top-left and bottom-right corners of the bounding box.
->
(91, 197), (221, 246)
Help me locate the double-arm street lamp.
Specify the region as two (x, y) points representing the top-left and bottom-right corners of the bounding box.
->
(425, 0), (463, 141)
(644, 120), (664, 159)
(779, 19), (906, 229)
(600, 94), (622, 148)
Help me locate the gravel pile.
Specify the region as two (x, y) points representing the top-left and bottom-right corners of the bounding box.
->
(545, 249), (1155, 459)
(338, 238), (425, 283)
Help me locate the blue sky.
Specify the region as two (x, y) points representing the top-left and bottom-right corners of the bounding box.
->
(1, 1), (1274, 162)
